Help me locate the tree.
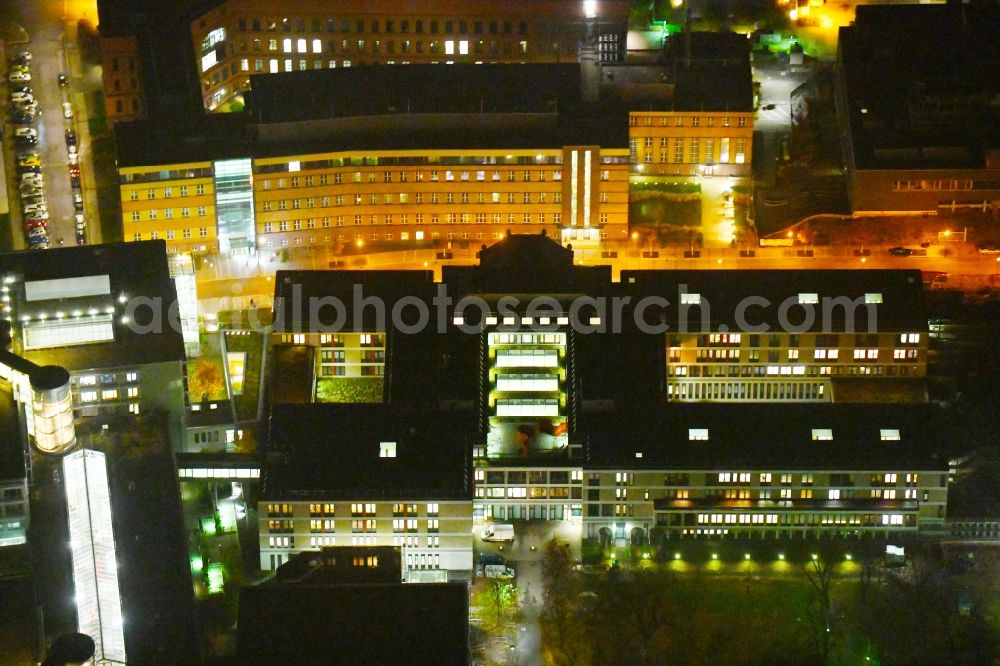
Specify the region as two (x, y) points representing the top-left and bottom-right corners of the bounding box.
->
(539, 540), (590, 666)
(483, 577), (519, 631)
(803, 546), (839, 663)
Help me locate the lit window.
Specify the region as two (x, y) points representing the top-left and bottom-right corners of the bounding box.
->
(297, 38), (307, 53)
(880, 429), (901, 441)
(282, 38), (292, 53)
(865, 293), (883, 304)
(798, 293), (819, 304)
(379, 441), (396, 458)
(828, 489), (841, 500)
(312, 39), (322, 54)
(811, 428), (833, 441)
(688, 428), (709, 441)
(680, 293), (701, 305)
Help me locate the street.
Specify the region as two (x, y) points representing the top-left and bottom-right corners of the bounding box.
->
(2, 0), (98, 250)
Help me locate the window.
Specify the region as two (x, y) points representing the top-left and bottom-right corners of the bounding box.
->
(379, 441), (396, 458)
(798, 293), (819, 304)
(811, 428), (833, 441)
(680, 293), (701, 305)
(865, 293), (883, 304)
(688, 428), (709, 441)
(880, 429), (901, 441)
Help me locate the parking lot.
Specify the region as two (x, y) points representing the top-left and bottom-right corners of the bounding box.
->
(5, 41), (87, 250)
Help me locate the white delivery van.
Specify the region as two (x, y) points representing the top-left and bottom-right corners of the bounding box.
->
(484, 565), (515, 578)
(480, 524), (515, 542)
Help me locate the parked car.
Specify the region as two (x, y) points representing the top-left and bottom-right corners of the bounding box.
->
(15, 51), (32, 63)
(58, 73), (68, 86)
(10, 111), (36, 124)
(15, 135), (38, 147)
(20, 187), (44, 199)
(74, 214), (85, 228)
(888, 246), (913, 256)
(62, 102), (73, 119)
(64, 129), (77, 146)
(73, 192), (84, 211)
(14, 127), (37, 139)
(11, 84), (31, 93)
(75, 228), (86, 245)
(28, 238), (49, 250)
(484, 565), (516, 579)
(23, 203), (48, 216)
(19, 165), (42, 176)
(69, 163), (80, 176)
(8, 64), (29, 74)
(480, 524), (515, 542)
(977, 244), (1000, 254)
(18, 155), (41, 168)
(11, 91), (33, 103)
(24, 218), (47, 231)
(20, 172), (43, 185)
(8, 71), (31, 82)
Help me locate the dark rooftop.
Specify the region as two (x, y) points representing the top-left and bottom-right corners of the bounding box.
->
(838, 3), (1000, 170)
(620, 269), (927, 333)
(0, 386), (24, 481)
(237, 580), (469, 666)
(263, 404), (473, 501)
(0, 241), (186, 371)
(602, 32), (753, 112)
(114, 64), (630, 168)
(585, 403), (946, 471)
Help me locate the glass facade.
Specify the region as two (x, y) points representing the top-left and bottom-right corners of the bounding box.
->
(214, 158), (256, 254)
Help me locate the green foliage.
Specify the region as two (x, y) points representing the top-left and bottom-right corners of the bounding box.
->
(315, 377), (384, 404)
(188, 357), (227, 401)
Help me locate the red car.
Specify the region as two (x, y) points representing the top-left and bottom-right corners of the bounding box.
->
(69, 164), (80, 177)
(24, 218), (47, 231)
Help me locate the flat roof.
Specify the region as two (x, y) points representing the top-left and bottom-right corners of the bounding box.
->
(0, 241), (186, 371)
(237, 581), (469, 665)
(838, 3), (1000, 170)
(263, 404), (473, 501)
(585, 403), (946, 471)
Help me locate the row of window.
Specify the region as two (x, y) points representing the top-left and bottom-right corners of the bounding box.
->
(128, 208), (208, 222)
(256, 229), (608, 248)
(678, 331), (917, 346)
(630, 114), (750, 129)
(260, 191), (574, 210)
(630, 138), (747, 165)
(128, 184), (206, 199)
(78, 387), (139, 402)
(131, 229), (209, 242)
(262, 169), (569, 187)
(261, 212), (586, 230)
(231, 16), (537, 36)
(270, 502), (440, 517)
(668, 364), (918, 379)
(302, 518), (441, 532)
(676, 348), (921, 363)
(694, 513), (909, 526)
(236, 37), (534, 58)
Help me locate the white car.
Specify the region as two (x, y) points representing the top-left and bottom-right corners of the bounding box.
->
(62, 102), (73, 119)
(14, 127), (37, 138)
(23, 204), (48, 215)
(11, 92), (33, 103)
(21, 173), (43, 185)
(8, 71), (30, 82)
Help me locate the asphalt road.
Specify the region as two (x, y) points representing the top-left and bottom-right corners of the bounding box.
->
(3, 0), (94, 250)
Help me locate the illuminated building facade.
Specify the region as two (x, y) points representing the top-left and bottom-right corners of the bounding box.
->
(0, 242), (188, 447)
(256, 235), (947, 556)
(116, 65), (630, 256)
(63, 449), (127, 665)
(190, 0), (629, 109)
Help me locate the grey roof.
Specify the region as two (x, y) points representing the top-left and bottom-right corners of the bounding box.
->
(584, 403), (946, 471)
(619, 269), (928, 333)
(263, 404), (474, 501)
(237, 581), (469, 666)
(838, 3), (1000, 170)
(0, 241), (186, 371)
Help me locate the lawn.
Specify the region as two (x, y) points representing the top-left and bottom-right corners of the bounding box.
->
(315, 376), (384, 404)
(224, 332), (264, 421)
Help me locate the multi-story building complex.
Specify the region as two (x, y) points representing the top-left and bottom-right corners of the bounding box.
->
(835, 3), (1000, 214)
(608, 32), (755, 179)
(259, 405), (474, 576)
(0, 242), (188, 447)
(257, 234), (947, 557)
(115, 64), (630, 257)
(191, 0), (629, 109)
